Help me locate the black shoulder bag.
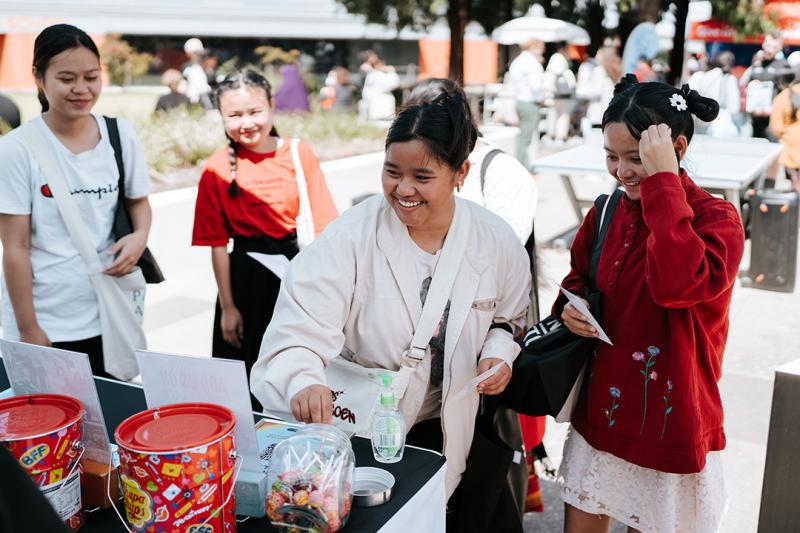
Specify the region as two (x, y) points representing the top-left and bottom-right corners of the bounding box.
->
(501, 188), (623, 418)
(105, 116), (165, 284)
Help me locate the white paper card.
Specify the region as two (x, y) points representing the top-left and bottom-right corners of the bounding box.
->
(557, 284), (613, 345)
(135, 350), (261, 472)
(0, 340), (112, 464)
(452, 362), (504, 401)
(246, 252), (290, 280)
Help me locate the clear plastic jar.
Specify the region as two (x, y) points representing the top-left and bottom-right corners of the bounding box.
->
(265, 423), (355, 532)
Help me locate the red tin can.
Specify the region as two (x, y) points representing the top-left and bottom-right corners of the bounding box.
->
(114, 402), (238, 533)
(0, 394), (86, 531)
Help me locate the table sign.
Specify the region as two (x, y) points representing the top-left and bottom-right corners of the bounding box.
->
(0, 340), (112, 464)
(135, 350), (260, 472)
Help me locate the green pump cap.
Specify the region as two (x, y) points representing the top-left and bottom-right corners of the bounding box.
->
(379, 373), (394, 407)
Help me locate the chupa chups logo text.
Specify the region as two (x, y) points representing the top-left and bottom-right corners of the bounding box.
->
(330, 390), (356, 425)
(121, 474), (153, 530)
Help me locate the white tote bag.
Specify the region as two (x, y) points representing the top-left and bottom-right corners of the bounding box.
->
(323, 203), (471, 436)
(289, 138), (316, 249)
(21, 122), (146, 381)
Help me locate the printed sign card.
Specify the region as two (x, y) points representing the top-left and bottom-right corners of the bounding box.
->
(135, 350), (261, 472)
(0, 340), (112, 464)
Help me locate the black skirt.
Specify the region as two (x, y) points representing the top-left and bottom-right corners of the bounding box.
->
(212, 234), (299, 411)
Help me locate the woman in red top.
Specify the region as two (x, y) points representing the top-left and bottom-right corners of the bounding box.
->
(192, 69), (338, 409)
(555, 75), (745, 532)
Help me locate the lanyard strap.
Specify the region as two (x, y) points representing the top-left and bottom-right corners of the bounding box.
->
(18, 121), (104, 274)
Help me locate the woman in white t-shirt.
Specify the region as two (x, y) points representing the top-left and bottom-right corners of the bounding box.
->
(0, 24), (152, 377)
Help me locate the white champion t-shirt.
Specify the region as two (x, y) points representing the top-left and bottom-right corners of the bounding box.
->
(0, 114), (150, 342)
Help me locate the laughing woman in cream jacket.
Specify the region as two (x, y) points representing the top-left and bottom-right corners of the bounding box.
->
(250, 86), (530, 506)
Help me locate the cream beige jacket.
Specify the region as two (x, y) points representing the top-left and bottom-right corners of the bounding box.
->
(250, 195), (531, 497)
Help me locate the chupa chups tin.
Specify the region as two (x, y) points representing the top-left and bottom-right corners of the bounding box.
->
(0, 394), (86, 531)
(114, 402), (239, 533)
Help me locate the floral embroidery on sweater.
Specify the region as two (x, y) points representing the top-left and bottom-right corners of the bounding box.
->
(661, 379), (673, 439)
(634, 345), (660, 435)
(605, 387), (621, 427)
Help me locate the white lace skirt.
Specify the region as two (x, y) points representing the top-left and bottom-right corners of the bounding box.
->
(557, 428), (727, 533)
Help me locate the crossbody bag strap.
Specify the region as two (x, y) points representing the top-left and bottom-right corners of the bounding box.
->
(402, 201), (471, 367)
(18, 122), (104, 274)
(588, 188), (623, 290)
(479, 148), (503, 201)
(290, 138), (314, 229)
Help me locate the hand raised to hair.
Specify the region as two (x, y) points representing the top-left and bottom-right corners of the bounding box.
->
(639, 124), (679, 177)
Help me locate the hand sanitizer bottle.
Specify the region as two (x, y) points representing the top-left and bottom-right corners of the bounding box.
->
(371, 373), (406, 463)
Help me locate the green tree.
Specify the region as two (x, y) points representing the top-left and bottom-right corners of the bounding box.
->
(339, 0), (539, 81)
(709, 0), (776, 39)
(100, 35), (152, 86)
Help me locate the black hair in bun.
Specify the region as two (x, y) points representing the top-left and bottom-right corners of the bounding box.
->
(602, 78), (721, 144)
(387, 79), (478, 170)
(613, 73), (639, 96)
(680, 83), (720, 122)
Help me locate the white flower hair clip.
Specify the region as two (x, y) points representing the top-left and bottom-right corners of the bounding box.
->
(669, 93), (687, 112)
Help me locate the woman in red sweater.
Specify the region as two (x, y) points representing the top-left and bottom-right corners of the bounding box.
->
(555, 74), (745, 532)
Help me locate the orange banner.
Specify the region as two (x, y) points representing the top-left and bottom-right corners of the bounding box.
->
(418, 39), (498, 84)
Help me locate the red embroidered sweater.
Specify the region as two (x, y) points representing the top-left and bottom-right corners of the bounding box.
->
(553, 171), (745, 474)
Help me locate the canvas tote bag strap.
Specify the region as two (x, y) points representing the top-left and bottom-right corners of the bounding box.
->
(19, 123), (104, 274)
(401, 202), (471, 369)
(290, 138), (316, 246)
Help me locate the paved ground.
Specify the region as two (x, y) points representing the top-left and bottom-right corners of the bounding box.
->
(2, 131), (797, 532)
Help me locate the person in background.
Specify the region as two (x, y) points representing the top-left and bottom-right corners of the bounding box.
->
(577, 44), (621, 136)
(192, 69), (337, 410)
(688, 51), (740, 137)
(603, 34), (622, 56)
(183, 37), (212, 109)
(769, 51), (800, 192)
(154, 68), (190, 113)
(358, 50), (379, 78)
(634, 57), (657, 83)
(686, 50), (709, 80)
(250, 84), (530, 529)
(508, 38), (545, 168)
(556, 75), (743, 533)
(742, 32), (788, 185)
(542, 42), (577, 144)
(360, 57), (399, 120)
(203, 53), (220, 89)
(0, 93), (21, 130)
(742, 31), (788, 140)
(0, 24), (153, 378)
(319, 66), (353, 111)
(274, 63), (310, 113)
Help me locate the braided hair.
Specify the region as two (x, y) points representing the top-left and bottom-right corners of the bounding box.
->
(386, 80), (477, 171)
(213, 69), (279, 196)
(601, 73), (719, 144)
